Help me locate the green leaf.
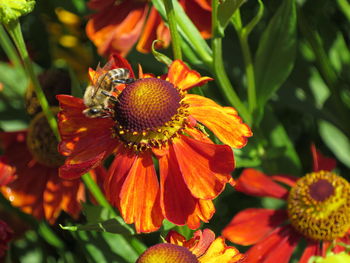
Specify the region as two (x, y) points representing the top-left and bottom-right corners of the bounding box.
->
(71, 231), (140, 263)
(254, 0), (297, 108)
(319, 120), (350, 168)
(217, 0), (246, 36)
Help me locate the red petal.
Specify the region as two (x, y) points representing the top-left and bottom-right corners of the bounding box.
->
(166, 230), (186, 245)
(311, 144), (337, 172)
(158, 146), (198, 225)
(271, 174), (298, 187)
(172, 135), (233, 199)
(57, 95), (118, 179)
(119, 151), (163, 233)
(186, 199), (215, 229)
(245, 226), (301, 263)
(222, 208), (288, 246)
(0, 157), (16, 186)
(236, 169), (289, 200)
(86, 2), (148, 56)
(136, 7), (170, 53)
(299, 241), (319, 263)
(167, 60), (213, 91)
(184, 94), (252, 148)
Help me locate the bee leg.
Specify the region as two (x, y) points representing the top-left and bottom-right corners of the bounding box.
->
(112, 78), (135, 85)
(101, 90), (118, 103)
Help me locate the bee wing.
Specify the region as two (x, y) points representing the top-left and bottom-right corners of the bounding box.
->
(91, 61), (114, 98)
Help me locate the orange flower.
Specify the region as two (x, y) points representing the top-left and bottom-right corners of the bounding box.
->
(136, 228), (245, 263)
(0, 112), (105, 224)
(86, 0), (212, 56)
(222, 146), (350, 263)
(57, 54), (252, 233)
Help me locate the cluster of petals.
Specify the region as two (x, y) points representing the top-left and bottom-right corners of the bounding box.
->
(0, 131), (104, 224)
(57, 54), (252, 233)
(137, 228), (244, 263)
(222, 146), (349, 263)
(86, 0), (212, 55)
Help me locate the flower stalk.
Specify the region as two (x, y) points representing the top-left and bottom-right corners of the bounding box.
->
(163, 0), (182, 60)
(4, 20), (60, 140)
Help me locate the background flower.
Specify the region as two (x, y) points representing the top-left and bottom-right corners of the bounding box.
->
(222, 147), (350, 263)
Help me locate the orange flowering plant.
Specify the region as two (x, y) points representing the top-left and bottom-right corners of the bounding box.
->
(1, 0), (350, 262)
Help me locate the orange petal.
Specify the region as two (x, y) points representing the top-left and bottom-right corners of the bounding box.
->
(186, 199), (215, 229)
(222, 208), (288, 246)
(57, 95), (118, 179)
(158, 146), (198, 225)
(137, 7), (170, 53)
(244, 226), (300, 263)
(166, 230), (187, 246)
(0, 157), (16, 186)
(186, 229), (215, 257)
(167, 60), (213, 91)
(119, 151), (163, 233)
(184, 94), (252, 148)
(172, 135), (233, 199)
(236, 169), (289, 200)
(86, 2), (148, 56)
(43, 172), (84, 224)
(198, 237), (244, 263)
(271, 174), (298, 187)
(311, 144), (337, 172)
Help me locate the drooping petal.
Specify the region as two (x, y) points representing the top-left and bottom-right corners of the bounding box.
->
(235, 169), (289, 200)
(311, 144), (337, 172)
(158, 146), (198, 226)
(172, 135), (233, 199)
(136, 7), (170, 53)
(167, 60), (213, 91)
(198, 237), (245, 263)
(184, 94), (252, 148)
(186, 199), (215, 229)
(299, 241), (320, 263)
(86, 1), (148, 56)
(119, 151), (163, 233)
(222, 208), (288, 246)
(244, 226), (301, 263)
(271, 174), (298, 187)
(43, 172), (85, 224)
(57, 95), (118, 179)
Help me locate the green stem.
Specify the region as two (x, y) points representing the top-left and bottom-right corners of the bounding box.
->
(211, 1), (251, 124)
(233, 12), (257, 115)
(82, 173), (116, 216)
(212, 38), (251, 124)
(337, 0), (350, 22)
(163, 0), (182, 60)
(4, 20), (60, 140)
(0, 24), (22, 71)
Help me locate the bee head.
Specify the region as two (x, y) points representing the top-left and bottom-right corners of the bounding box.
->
(83, 107), (103, 118)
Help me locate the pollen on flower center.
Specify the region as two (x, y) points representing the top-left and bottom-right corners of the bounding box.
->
(287, 171), (350, 241)
(27, 108), (65, 167)
(136, 243), (199, 263)
(113, 78), (189, 151)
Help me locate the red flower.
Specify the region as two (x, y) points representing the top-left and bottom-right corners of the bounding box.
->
(0, 114), (105, 224)
(0, 220), (12, 259)
(86, 0), (212, 55)
(137, 228), (244, 263)
(222, 146), (350, 263)
(57, 54), (252, 233)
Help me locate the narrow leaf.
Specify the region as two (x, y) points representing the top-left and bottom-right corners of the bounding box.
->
(255, 0), (297, 107)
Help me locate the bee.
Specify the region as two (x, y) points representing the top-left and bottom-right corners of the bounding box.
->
(83, 62), (134, 118)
